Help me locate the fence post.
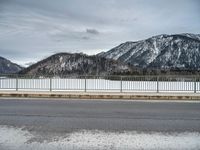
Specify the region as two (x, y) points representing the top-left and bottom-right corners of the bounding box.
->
(194, 77), (196, 93)
(16, 75), (18, 91)
(84, 76), (87, 92)
(120, 76), (123, 93)
(157, 76), (159, 93)
(50, 78), (52, 92)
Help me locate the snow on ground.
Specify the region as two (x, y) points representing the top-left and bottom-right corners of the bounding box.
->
(0, 126), (200, 150)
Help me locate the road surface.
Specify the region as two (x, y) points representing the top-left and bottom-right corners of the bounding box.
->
(0, 98), (200, 149)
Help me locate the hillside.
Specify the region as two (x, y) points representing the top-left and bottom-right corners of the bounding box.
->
(99, 33), (200, 71)
(0, 56), (23, 74)
(19, 53), (132, 76)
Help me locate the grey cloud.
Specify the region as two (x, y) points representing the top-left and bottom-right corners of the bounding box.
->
(0, 0), (200, 65)
(82, 36), (90, 40)
(86, 29), (99, 35)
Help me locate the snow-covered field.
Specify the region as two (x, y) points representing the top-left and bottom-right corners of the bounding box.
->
(0, 126), (200, 150)
(0, 78), (199, 93)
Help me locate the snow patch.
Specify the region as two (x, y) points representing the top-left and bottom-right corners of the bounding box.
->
(59, 56), (63, 62)
(7, 64), (10, 67)
(153, 40), (159, 54)
(60, 62), (65, 68)
(0, 126), (200, 150)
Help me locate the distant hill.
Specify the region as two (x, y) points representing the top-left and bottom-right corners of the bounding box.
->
(19, 53), (132, 76)
(0, 56), (23, 74)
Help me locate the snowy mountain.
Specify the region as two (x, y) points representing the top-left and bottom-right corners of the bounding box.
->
(20, 53), (131, 76)
(99, 33), (200, 70)
(0, 56), (23, 74)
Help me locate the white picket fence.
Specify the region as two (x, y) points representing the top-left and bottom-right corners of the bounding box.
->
(0, 75), (199, 93)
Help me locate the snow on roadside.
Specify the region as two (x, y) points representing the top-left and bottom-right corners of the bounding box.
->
(0, 125), (200, 150)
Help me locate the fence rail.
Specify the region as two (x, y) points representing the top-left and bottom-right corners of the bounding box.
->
(0, 74), (199, 93)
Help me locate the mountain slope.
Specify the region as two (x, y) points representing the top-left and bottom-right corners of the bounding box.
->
(20, 53), (132, 76)
(0, 56), (23, 74)
(99, 33), (200, 70)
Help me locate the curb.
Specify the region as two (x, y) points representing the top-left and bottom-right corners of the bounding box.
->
(0, 92), (200, 100)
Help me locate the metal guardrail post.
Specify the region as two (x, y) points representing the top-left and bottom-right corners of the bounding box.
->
(50, 78), (52, 92)
(84, 76), (87, 92)
(16, 76), (18, 91)
(157, 76), (159, 93)
(194, 77), (196, 93)
(120, 76), (123, 93)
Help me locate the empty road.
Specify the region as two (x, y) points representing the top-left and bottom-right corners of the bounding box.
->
(0, 98), (200, 132)
(0, 98), (200, 149)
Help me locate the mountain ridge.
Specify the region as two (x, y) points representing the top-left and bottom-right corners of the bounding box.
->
(19, 52), (132, 76)
(6, 33), (200, 76)
(0, 56), (23, 74)
(99, 33), (200, 70)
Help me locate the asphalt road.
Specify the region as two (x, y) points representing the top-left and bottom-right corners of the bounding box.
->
(0, 98), (200, 134)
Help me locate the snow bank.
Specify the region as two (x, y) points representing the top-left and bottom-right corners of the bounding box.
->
(0, 126), (200, 150)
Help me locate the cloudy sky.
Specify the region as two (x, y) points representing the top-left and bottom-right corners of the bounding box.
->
(0, 0), (200, 66)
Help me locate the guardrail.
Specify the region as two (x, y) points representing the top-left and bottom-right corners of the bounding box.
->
(0, 74), (199, 93)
